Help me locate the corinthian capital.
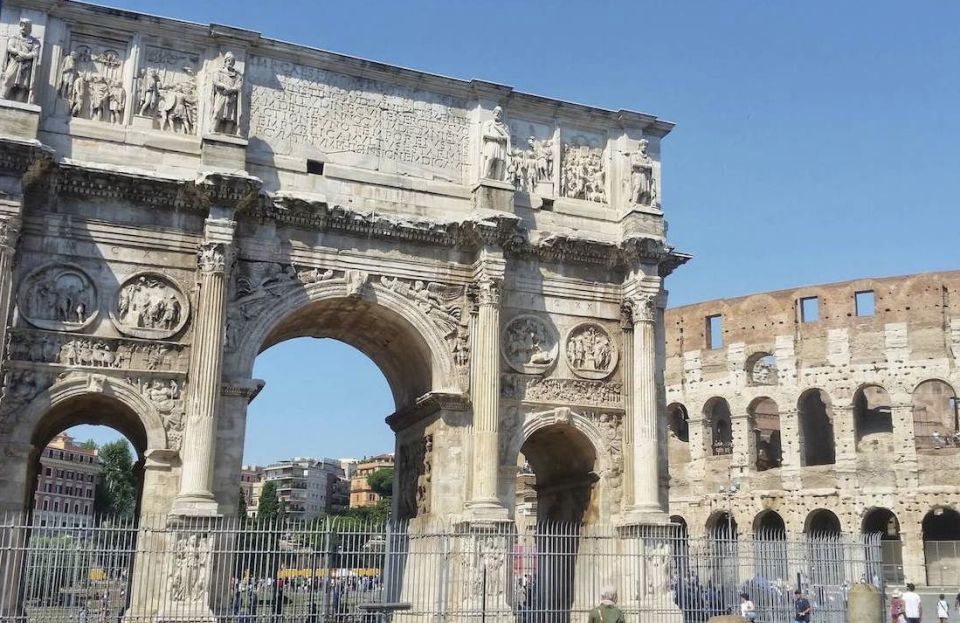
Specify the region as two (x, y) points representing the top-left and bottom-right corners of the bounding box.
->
(476, 276), (502, 307)
(197, 242), (228, 274)
(624, 292), (658, 325)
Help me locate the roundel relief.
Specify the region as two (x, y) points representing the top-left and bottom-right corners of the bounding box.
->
(565, 322), (618, 379)
(501, 314), (559, 374)
(17, 263), (99, 331)
(111, 272), (189, 339)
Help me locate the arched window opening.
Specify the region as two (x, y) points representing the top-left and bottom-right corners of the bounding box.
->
(753, 510), (787, 581)
(246, 337), (394, 523)
(862, 508), (903, 584)
(704, 398), (733, 456)
(805, 509), (841, 536)
(668, 403), (690, 443)
(749, 398), (782, 471)
(923, 507), (960, 586)
(709, 511), (738, 541)
(912, 380), (959, 451)
(753, 510), (786, 538)
(746, 352), (779, 386)
(854, 385), (893, 447)
(798, 389), (835, 466)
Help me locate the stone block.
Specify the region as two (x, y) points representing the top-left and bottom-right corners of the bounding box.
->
(201, 133), (248, 172)
(0, 99), (39, 140)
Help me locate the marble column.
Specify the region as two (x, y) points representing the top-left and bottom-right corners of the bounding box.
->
(625, 292), (662, 517)
(620, 307), (635, 510)
(467, 274), (507, 518)
(173, 218), (234, 515)
(0, 216), (21, 361)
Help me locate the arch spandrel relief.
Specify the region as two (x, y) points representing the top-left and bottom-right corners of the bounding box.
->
(111, 272), (190, 340)
(565, 322), (618, 380)
(17, 263), (99, 331)
(501, 314), (559, 375)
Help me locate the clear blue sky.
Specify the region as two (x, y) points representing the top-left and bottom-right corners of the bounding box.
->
(71, 1), (959, 463)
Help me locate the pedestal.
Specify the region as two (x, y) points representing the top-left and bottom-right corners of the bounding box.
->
(131, 113), (155, 130)
(617, 522), (683, 622)
(201, 133), (248, 172)
(472, 178), (515, 212)
(153, 515), (220, 623)
(452, 520), (514, 623)
(0, 99), (39, 140)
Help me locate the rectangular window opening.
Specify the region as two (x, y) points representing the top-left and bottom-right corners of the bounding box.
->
(306, 159), (324, 175)
(799, 296), (820, 323)
(855, 290), (875, 317)
(705, 314), (723, 349)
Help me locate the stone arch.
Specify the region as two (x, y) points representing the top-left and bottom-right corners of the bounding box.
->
(911, 379), (958, 451)
(515, 408), (613, 524)
(853, 383), (893, 446)
(753, 509), (786, 536)
(797, 388), (835, 466)
(748, 396), (781, 471)
(667, 402), (689, 442)
(862, 506), (904, 582)
(706, 510), (738, 539)
(921, 506), (960, 586)
(229, 278), (463, 408)
(804, 508), (842, 535)
(745, 351), (778, 386)
(2, 373), (168, 515)
(703, 397), (732, 456)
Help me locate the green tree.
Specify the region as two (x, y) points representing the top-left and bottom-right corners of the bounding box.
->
(367, 468), (394, 498)
(237, 486), (248, 520)
(257, 480), (280, 522)
(93, 440), (136, 518)
(79, 439), (97, 451)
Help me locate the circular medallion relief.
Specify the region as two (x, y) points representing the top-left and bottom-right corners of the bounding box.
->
(565, 322), (618, 380)
(17, 263), (99, 331)
(110, 272), (189, 339)
(501, 314), (559, 374)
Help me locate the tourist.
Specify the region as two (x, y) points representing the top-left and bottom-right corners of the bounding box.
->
(588, 586), (625, 623)
(955, 591), (960, 615)
(938, 593), (950, 622)
(740, 592), (757, 621)
(890, 589), (905, 623)
(902, 583), (922, 623)
(794, 590), (812, 623)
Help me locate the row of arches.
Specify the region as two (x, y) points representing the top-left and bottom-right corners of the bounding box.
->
(669, 379), (958, 469)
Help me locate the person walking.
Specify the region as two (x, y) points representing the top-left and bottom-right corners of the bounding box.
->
(794, 590), (812, 623)
(740, 592), (757, 621)
(890, 589), (905, 623)
(902, 583), (922, 623)
(938, 593), (951, 622)
(588, 586), (625, 623)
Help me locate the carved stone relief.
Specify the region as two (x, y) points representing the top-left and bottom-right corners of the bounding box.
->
(111, 273), (189, 339)
(247, 56), (469, 179)
(210, 51), (242, 135)
(135, 45), (199, 134)
(396, 432), (433, 519)
(480, 106), (509, 181)
(565, 322), (618, 380)
(501, 315), (558, 374)
(380, 276), (464, 338)
(125, 376), (185, 449)
(57, 35), (127, 123)
(627, 139), (657, 207)
(2, 18), (40, 103)
(507, 119), (554, 194)
(8, 330), (186, 371)
(587, 411), (624, 514)
(17, 264), (99, 331)
(167, 533), (213, 602)
(560, 132), (606, 203)
(501, 373), (623, 408)
(0, 367), (53, 414)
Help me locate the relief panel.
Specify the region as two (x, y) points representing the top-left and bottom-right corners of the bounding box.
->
(134, 44), (200, 134)
(506, 118), (555, 195)
(565, 322), (618, 380)
(111, 272), (190, 339)
(501, 314), (559, 375)
(560, 129), (607, 203)
(56, 33), (129, 123)
(16, 263), (99, 331)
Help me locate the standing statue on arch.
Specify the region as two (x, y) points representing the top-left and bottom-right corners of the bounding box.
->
(480, 105), (510, 181)
(211, 51), (242, 134)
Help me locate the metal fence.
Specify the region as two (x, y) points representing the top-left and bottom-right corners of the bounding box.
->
(0, 515), (883, 623)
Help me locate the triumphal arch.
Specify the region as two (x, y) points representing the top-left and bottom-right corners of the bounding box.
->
(0, 0), (687, 618)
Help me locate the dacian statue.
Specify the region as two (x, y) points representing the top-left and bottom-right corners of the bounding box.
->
(211, 51), (242, 134)
(2, 18), (40, 102)
(480, 105), (510, 181)
(629, 139), (657, 206)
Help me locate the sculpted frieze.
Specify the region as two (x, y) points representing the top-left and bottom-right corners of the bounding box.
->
(125, 375), (185, 449)
(17, 263), (99, 331)
(57, 35), (127, 123)
(112, 273), (189, 339)
(507, 118), (555, 195)
(560, 132), (606, 203)
(501, 373), (623, 408)
(8, 330), (186, 372)
(167, 533), (213, 603)
(501, 315), (558, 374)
(565, 323), (618, 380)
(396, 432), (433, 519)
(135, 45), (199, 134)
(247, 56), (469, 179)
(380, 276), (464, 338)
(0, 367), (53, 414)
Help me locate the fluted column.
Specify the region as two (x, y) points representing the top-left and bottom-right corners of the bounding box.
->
(620, 306), (635, 510)
(0, 216), (21, 359)
(625, 292), (663, 517)
(173, 218), (235, 515)
(467, 272), (507, 518)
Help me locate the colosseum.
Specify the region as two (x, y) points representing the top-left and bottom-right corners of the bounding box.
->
(664, 270), (960, 589)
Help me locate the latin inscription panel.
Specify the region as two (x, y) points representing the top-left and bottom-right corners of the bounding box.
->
(248, 56), (469, 180)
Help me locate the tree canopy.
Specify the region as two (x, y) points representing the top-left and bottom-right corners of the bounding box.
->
(93, 440), (136, 518)
(256, 480), (281, 522)
(367, 468), (394, 498)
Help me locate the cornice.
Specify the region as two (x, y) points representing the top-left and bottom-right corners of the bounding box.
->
(385, 391), (469, 432)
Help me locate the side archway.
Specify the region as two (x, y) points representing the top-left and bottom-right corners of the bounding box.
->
(703, 397), (732, 456)
(912, 379), (958, 451)
(862, 507), (903, 584)
(922, 506), (960, 586)
(798, 389), (835, 466)
(748, 397), (781, 471)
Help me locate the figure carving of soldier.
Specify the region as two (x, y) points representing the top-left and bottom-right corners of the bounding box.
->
(137, 68), (161, 116)
(58, 51), (78, 100)
(211, 51), (241, 134)
(480, 105), (510, 181)
(2, 18), (40, 102)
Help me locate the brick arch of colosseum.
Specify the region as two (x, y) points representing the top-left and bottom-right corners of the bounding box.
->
(665, 270), (960, 587)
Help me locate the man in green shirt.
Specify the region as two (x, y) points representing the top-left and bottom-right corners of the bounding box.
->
(588, 586), (625, 623)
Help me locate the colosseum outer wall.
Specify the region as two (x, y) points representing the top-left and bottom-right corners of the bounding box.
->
(665, 270), (960, 586)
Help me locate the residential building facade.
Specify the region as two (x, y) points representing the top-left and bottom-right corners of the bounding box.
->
(33, 433), (100, 526)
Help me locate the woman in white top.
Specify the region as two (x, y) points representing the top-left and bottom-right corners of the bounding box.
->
(938, 593), (950, 622)
(740, 592), (757, 621)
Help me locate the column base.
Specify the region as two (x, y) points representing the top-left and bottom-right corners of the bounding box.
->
(464, 498), (509, 522)
(170, 493), (220, 517)
(620, 505), (673, 526)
